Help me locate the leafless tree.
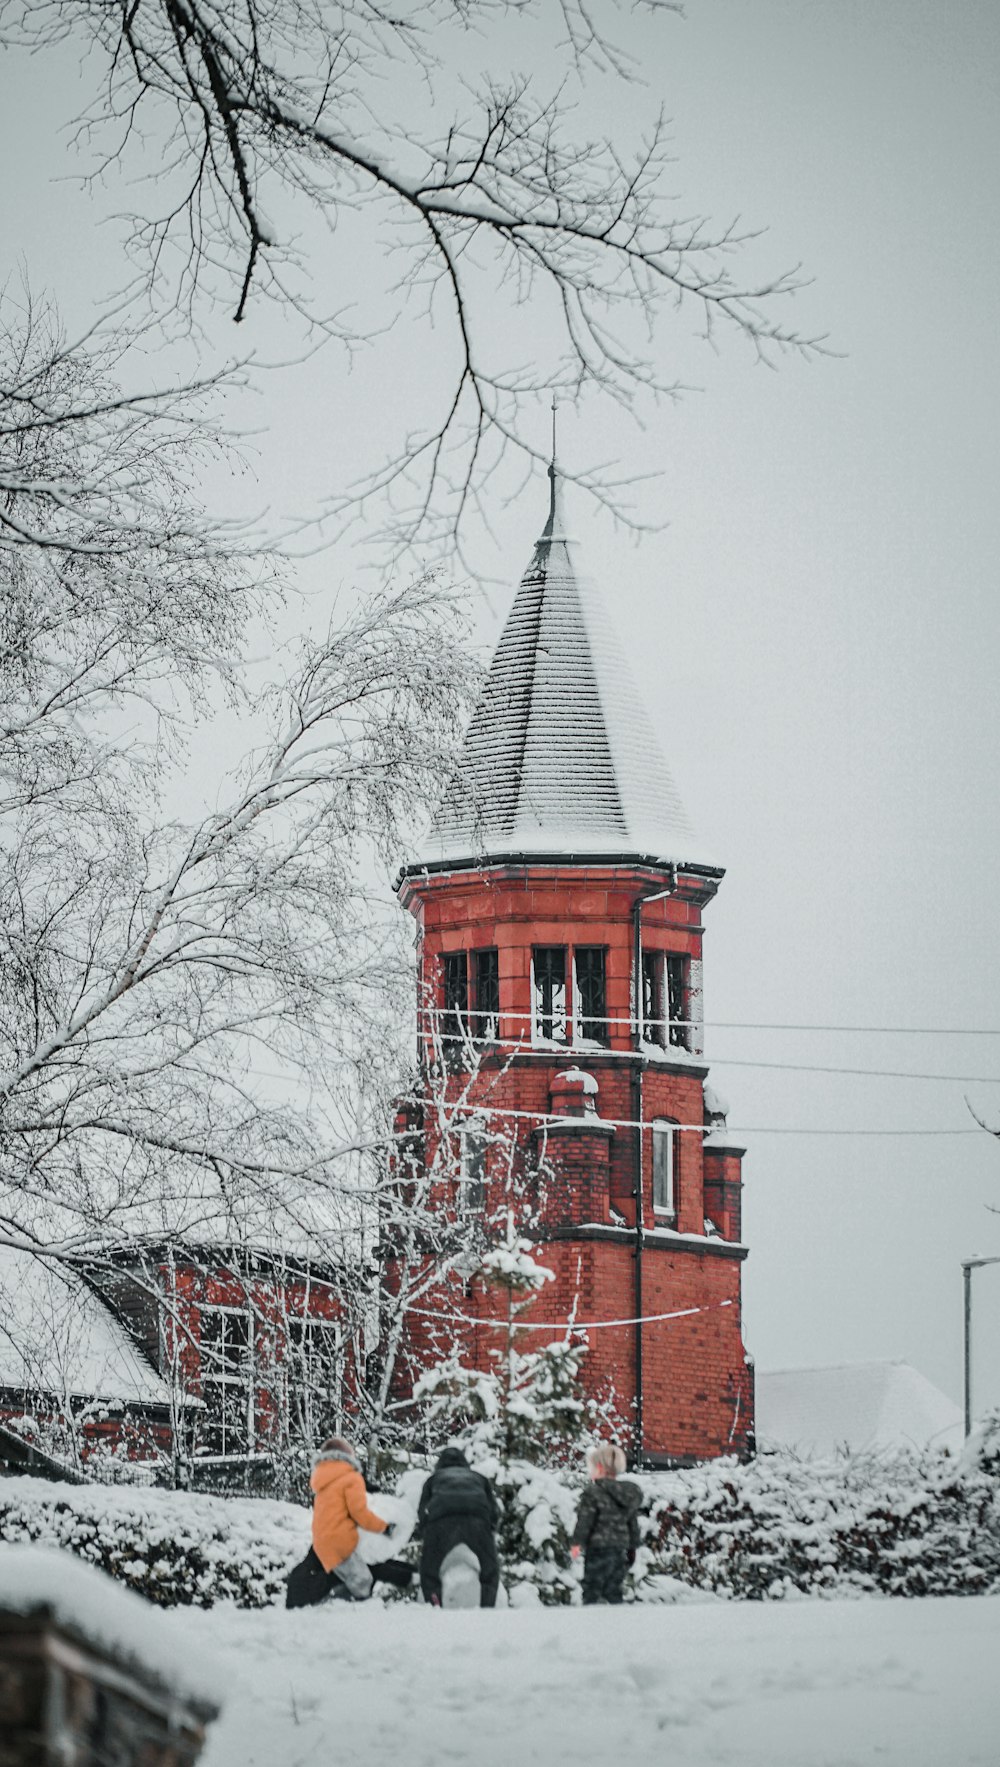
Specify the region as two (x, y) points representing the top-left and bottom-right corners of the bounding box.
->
(0, 291), (479, 1275)
(1, 0), (825, 552)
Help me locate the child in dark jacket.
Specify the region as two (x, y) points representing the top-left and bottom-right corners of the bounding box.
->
(416, 1445), (500, 1607)
(570, 1443), (643, 1605)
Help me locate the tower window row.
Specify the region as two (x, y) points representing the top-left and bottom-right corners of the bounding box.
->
(435, 945), (692, 1051)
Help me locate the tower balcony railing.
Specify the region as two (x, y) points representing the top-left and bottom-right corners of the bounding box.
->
(417, 1003), (704, 1061)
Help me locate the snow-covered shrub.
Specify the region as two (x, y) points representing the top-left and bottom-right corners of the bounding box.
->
(0, 1476), (306, 1607)
(7, 1433), (996, 1611)
(644, 1439), (1000, 1600)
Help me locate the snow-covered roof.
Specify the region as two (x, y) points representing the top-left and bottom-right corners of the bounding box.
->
(0, 1245), (169, 1406)
(0, 1546), (218, 1710)
(755, 1359), (963, 1457)
(417, 465), (719, 874)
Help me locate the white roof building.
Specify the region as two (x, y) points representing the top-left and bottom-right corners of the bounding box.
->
(755, 1360), (964, 1457)
(424, 461), (719, 874)
(0, 1246), (168, 1408)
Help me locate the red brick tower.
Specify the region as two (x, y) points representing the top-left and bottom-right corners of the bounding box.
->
(393, 462), (753, 1465)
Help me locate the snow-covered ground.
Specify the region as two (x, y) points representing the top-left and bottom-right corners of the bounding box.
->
(169, 1593), (999, 1767)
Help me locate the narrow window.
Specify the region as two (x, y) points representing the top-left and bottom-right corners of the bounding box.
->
(288, 1318), (342, 1441)
(199, 1306), (253, 1456)
(442, 951), (468, 1044)
(473, 948), (500, 1041)
(641, 951), (663, 1045)
(652, 1120), (676, 1217)
(532, 946), (567, 1043)
(574, 947), (607, 1044)
(666, 954), (689, 1049)
(459, 1123), (487, 1210)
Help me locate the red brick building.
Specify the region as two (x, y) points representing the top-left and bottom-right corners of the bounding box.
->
(0, 1241), (347, 1486)
(390, 464), (753, 1466)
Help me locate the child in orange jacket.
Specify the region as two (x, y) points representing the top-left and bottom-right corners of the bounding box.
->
(310, 1436), (389, 1599)
(286, 1436), (391, 1606)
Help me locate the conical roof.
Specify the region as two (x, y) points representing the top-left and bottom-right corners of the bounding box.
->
(418, 465), (719, 874)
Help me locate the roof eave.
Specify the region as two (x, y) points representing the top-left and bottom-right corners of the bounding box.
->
(395, 849), (725, 891)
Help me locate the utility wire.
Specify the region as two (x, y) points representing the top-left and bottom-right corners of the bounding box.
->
(405, 1298), (735, 1333)
(421, 1006), (1000, 1037)
(242, 1069), (992, 1135)
(413, 1032), (1000, 1086)
(413, 1099), (986, 1138)
(415, 1008), (1000, 1081)
(705, 1022), (1000, 1036)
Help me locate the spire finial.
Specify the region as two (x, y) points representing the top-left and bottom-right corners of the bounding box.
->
(542, 393), (567, 542)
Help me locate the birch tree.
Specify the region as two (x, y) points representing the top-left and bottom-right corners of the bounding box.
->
(0, 292), (478, 1270)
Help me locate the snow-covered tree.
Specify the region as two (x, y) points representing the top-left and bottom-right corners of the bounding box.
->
(0, 292), (478, 1283)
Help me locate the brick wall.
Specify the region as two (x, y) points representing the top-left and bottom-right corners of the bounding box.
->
(391, 859), (755, 1462)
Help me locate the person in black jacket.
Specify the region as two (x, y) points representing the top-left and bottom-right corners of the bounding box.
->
(570, 1442), (643, 1605)
(416, 1445), (500, 1607)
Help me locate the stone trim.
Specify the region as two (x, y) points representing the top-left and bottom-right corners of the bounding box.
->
(544, 1224), (748, 1261)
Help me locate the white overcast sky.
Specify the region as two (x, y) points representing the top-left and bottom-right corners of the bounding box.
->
(4, 0), (1000, 1416)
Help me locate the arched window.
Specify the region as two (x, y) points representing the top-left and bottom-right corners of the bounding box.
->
(651, 1119), (677, 1218)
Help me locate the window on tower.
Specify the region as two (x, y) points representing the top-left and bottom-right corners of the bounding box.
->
(665, 954), (689, 1048)
(574, 947), (608, 1044)
(532, 946), (567, 1043)
(641, 950), (663, 1044)
(473, 947), (500, 1041)
(651, 1119), (677, 1218)
(641, 951), (690, 1049)
(441, 951), (468, 1045)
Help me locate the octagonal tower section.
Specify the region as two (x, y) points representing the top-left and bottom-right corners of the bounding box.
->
(391, 464), (753, 1466)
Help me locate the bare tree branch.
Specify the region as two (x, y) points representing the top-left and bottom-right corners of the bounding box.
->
(0, 0), (827, 551)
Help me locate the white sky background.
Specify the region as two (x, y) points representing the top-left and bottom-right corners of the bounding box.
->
(3, 0), (999, 1414)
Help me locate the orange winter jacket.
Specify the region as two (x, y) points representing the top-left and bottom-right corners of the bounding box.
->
(310, 1449), (387, 1570)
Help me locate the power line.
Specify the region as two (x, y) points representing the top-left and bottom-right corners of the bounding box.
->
(417, 1099), (987, 1138)
(686, 1055), (1000, 1085)
(405, 1297), (735, 1333)
(242, 1067), (992, 1136)
(421, 1005), (1000, 1038)
(416, 1029), (1000, 1086)
(706, 1022), (1000, 1036)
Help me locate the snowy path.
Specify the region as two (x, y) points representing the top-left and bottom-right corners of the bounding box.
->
(166, 1595), (999, 1767)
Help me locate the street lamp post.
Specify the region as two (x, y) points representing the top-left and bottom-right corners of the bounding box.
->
(961, 1254), (1000, 1437)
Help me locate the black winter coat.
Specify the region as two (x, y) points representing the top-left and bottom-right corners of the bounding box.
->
(417, 1447), (499, 1535)
(571, 1477), (643, 1552)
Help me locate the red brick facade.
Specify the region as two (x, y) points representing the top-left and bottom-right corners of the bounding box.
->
(0, 1253), (349, 1482)
(391, 859), (754, 1466)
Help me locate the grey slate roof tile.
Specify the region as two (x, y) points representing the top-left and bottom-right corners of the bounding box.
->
(423, 469), (717, 871)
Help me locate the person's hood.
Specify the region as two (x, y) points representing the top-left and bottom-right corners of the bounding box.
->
(436, 1446), (470, 1469)
(601, 1478), (641, 1510)
(312, 1445), (360, 1477)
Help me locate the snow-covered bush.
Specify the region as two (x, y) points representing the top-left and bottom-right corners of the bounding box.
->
(0, 1476), (306, 1608)
(5, 1424), (997, 1610)
(644, 1430), (1000, 1600)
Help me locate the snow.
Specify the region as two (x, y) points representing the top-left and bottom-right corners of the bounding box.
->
(479, 1239), (555, 1290)
(640, 1039), (708, 1069)
(0, 1245), (169, 1404)
(756, 1360), (964, 1456)
(703, 1082), (730, 1118)
(162, 1593), (1000, 1766)
(0, 1545), (220, 1710)
(554, 1065), (599, 1095)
